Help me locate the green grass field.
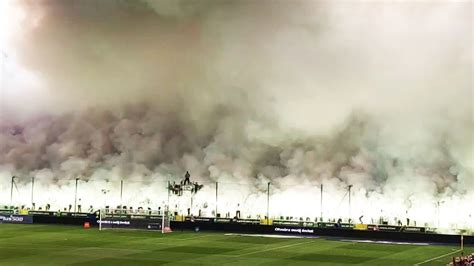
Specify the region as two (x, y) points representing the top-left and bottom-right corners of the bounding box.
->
(0, 224), (471, 265)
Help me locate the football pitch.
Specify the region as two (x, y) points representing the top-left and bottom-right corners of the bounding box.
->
(0, 224), (471, 265)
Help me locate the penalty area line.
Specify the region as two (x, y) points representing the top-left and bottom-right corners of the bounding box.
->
(413, 249), (462, 265)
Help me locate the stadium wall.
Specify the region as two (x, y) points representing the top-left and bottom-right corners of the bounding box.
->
(9, 213), (471, 245)
(172, 221), (473, 245)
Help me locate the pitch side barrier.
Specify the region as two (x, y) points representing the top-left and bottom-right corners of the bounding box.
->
(98, 213), (167, 230)
(184, 217), (426, 232)
(0, 214), (33, 224)
(1, 210), (472, 244)
(172, 219), (474, 244)
(0, 210), (97, 225)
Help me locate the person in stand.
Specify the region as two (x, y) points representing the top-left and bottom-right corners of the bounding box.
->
(172, 182), (179, 195)
(236, 204), (241, 219)
(184, 171), (191, 185)
(337, 218), (342, 228)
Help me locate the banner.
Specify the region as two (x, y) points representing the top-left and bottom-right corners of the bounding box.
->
(274, 227), (315, 234)
(184, 217), (215, 223)
(215, 218), (232, 223)
(0, 214), (33, 224)
(98, 219), (131, 228)
(318, 222), (354, 229)
(28, 211), (56, 216)
(98, 218), (165, 230)
(146, 223), (162, 230)
(273, 220), (314, 227)
(214, 218), (260, 224)
(402, 226), (426, 233)
(0, 209), (14, 215)
(354, 224), (368, 230)
(235, 219), (260, 225)
(367, 224), (401, 231)
(365, 224), (425, 232)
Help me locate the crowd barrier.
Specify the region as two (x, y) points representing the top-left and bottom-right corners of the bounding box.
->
(0, 214), (33, 224)
(0, 209), (471, 244)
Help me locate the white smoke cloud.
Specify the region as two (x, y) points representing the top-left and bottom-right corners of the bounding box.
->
(0, 0), (472, 231)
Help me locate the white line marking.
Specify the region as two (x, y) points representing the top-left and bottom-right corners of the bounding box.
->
(225, 233), (316, 239)
(174, 234), (214, 241)
(413, 249), (462, 265)
(236, 241), (310, 257)
(340, 239), (429, 246)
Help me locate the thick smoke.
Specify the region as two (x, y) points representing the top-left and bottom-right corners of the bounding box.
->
(0, 0), (472, 231)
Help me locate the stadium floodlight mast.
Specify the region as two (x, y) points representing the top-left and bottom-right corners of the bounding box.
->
(437, 200), (445, 228)
(120, 179), (124, 207)
(31, 176), (35, 208)
(267, 182), (270, 221)
(9, 176), (15, 206)
(74, 178), (79, 213)
(167, 180), (170, 209)
(336, 184), (353, 223)
(320, 183), (323, 221)
(348, 184), (353, 222)
(215, 182), (218, 217)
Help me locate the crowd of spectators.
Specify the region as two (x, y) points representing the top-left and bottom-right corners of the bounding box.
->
(449, 252), (474, 266)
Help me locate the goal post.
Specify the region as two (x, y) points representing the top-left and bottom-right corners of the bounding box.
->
(97, 208), (131, 231)
(161, 205), (172, 234)
(97, 206), (172, 233)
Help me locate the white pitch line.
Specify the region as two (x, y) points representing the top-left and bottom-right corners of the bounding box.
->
(413, 249), (462, 266)
(236, 241), (311, 257)
(174, 234), (215, 241)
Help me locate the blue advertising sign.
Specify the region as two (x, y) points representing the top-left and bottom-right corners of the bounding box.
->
(0, 214), (33, 224)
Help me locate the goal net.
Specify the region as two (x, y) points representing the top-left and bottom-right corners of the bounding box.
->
(98, 205), (172, 234)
